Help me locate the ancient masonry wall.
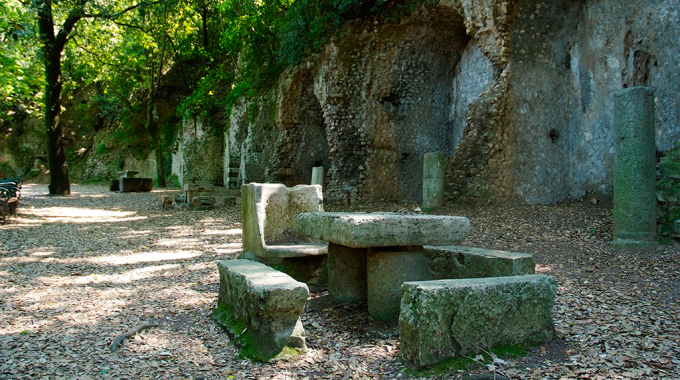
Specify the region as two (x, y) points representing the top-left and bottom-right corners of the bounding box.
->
(225, 0), (680, 205)
(171, 116), (224, 186)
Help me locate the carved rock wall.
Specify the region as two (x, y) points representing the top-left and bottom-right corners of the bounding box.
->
(226, 0), (680, 205)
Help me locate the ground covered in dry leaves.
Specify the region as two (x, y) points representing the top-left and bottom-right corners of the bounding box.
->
(0, 184), (678, 380)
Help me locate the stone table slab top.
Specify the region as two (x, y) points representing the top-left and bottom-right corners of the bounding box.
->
(296, 212), (470, 248)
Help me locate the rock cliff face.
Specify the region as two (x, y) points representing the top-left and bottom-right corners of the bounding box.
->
(172, 116), (224, 186)
(227, 0), (680, 205)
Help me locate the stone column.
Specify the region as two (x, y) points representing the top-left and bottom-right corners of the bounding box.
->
(612, 87), (658, 249)
(311, 166), (324, 186)
(422, 151), (446, 212)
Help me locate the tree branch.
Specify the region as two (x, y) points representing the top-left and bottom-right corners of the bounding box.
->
(72, 37), (125, 68)
(163, 30), (190, 90)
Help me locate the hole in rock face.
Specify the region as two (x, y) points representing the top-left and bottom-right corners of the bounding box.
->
(456, 253), (465, 266)
(549, 128), (560, 144)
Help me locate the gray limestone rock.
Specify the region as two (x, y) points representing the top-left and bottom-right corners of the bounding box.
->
(400, 274), (557, 368)
(367, 247), (430, 321)
(214, 260), (309, 361)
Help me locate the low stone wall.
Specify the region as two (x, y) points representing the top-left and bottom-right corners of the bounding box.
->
(214, 260), (309, 361)
(399, 274), (557, 367)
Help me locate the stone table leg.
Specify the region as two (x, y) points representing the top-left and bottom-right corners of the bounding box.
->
(328, 243), (367, 304)
(367, 246), (431, 321)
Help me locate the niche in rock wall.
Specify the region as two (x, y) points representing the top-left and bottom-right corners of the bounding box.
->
(294, 80), (329, 186)
(374, 6), (472, 202)
(273, 69), (330, 187)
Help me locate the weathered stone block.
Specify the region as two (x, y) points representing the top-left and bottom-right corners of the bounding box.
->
(367, 247), (430, 321)
(214, 260), (309, 361)
(327, 243), (367, 304)
(161, 196), (173, 208)
(119, 178), (153, 192)
(612, 87), (658, 249)
(422, 151), (446, 213)
(189, 196), (216, 210)
(424, 246), (535, 280)
(296, 212), (470, 248)
(400, 275), (557, 368)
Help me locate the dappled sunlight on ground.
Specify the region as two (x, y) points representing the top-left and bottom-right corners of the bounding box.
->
(202, 228), (242, 236)
(1, 185), (678, 379)
(0, 183), (243, 378)
(19, 207), (145, 224)
(90, 250), (204, 265)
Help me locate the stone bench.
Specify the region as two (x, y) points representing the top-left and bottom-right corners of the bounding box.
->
(214, 260), (309, 361)
(424, 246), (535, 280)
(399, 274), (557, 368)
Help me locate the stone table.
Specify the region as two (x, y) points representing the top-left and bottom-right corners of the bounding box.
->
(296, 212), (470, 320)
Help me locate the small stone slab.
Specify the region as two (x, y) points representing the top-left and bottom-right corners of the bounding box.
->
(296, 212), (470, 248)
(214, 260), (309, 361)
(424, 246), (535, 280)
(400, 274), (557, 368)
(119, 178), (153, 192)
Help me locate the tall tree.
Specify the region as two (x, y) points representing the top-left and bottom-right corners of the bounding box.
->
(33, 0), (157, 195)
(36, 0), (87, 195)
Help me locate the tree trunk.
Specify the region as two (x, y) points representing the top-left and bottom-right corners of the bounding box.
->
(38, 0), (73, 195)
(146, 101), (166, 188)
(44, 60), (71, 195)
(153, 133), (166, 188)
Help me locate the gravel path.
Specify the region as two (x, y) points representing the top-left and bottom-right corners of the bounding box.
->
(0, 184), (678, 379)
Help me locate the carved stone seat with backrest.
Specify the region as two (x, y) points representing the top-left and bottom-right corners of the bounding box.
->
(240, 183), (328, 286)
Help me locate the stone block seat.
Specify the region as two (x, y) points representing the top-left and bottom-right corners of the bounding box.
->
(241, 183), (328, 285)
(400, 274), (557, 368)
(214, 260), (308, 361)
(424, 245), (536, 280)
